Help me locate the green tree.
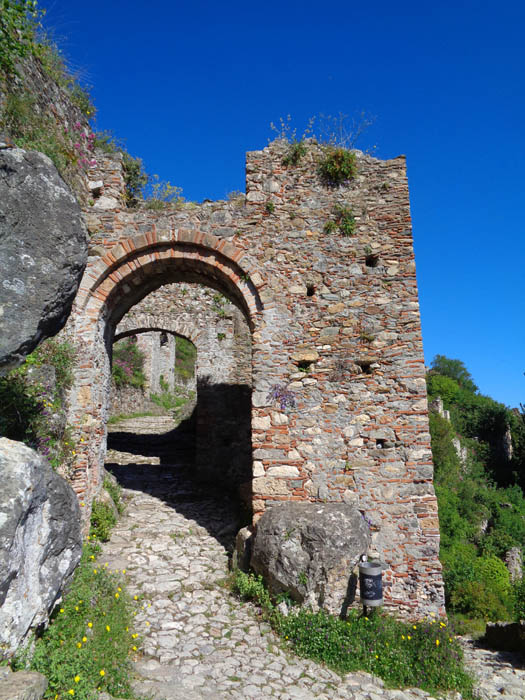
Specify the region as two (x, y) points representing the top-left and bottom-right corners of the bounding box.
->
(429, 355), (478, 393)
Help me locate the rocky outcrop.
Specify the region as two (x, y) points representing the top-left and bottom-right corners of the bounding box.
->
(0, 146), (88, 374)
(506, 547), (523, 582)
(0, 438), (82, 659)
(250, 502), (370, 614)
(0, 668), (47, 700)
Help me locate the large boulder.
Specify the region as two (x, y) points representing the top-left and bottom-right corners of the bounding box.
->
(0, 668), (48, 700)
(250, 502), (370, 614)
(0, 438), (82, 658)
(0, 146), (88, 373)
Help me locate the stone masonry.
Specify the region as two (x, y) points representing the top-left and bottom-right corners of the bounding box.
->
(64, 140), (444, 617)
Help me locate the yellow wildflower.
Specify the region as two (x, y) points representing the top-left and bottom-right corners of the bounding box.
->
(68, 691), (75, 696)
(87, 622), (93, 628)
(74, 676), (80, 683)
(76, 642), (82, 648)
(115, 593), (119, 599)
(436, 639), (440, 646)
(99, 670), (105, 677)
(82, 636), (87, 642)
(105, 625), (110, 632)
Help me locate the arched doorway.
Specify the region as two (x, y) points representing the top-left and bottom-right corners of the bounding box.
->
(65, 230), (288, 521)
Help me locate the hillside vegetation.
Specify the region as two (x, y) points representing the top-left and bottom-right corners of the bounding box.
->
(427, 356), (525, 625)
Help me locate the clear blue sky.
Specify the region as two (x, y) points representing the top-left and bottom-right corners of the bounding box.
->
(43, 0), (525, 408)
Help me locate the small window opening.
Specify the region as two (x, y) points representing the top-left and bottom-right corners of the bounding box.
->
(297, 359), (314, 373)
(356, 360), (373, 375)
(366, 254), (380, 268)
(306, 284), (316, 297)
(160, 332), (168, 346)
(376, 439), (386, 449)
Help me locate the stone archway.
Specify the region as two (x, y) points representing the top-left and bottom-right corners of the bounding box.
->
(65, 229), (288, 515)
(62, 141), (447, 617)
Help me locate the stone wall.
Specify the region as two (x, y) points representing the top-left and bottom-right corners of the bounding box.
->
(64, 140), (444, 617)
(109, 382), (147, 417)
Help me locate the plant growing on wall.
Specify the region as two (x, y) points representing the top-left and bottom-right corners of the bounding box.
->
(121, 152), (148, 208)
(267, 384), (296, 411)
(0, 0), (43, 77)
(323, 204), (356, 236)
(282, 140), (308, 166)
(112, 339), (146, 388)
(144, 174), (186, 210)
(318, 147), (357, 186)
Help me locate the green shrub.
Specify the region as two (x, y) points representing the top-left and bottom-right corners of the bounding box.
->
(20, 543), (140, 699)
(450, 580), (512, 622)
(231, 571), (474, 698)
(318, 147), (357, 185)
(122, 152), (148, 208)
(144, 174), (185, 210)
(426, 374), (461, 407)
(323, 204), (356, 236)
(1, 91), (70, 172)
(175, 336), (196, 382)
(513, 575), (525, 621)
(150, 382), (194, 417)
(282, 140), (307, 166)
(103, 477), (124, 515)
(0, 0), (42, 77)
(0, 338), (76, 470)
(474, 555), (511, 599)
(90, 501), (117, 542)
(112, 340), (146, 389)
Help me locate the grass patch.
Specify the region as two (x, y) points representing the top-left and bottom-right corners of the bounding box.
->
(107, 411), (156, 425)
(15, 543), (142, 699)
(231, 571), (475, 699)
(175, 336), (196, 383)
(89, 501), (117, 542)
(0, 338), (76, 472)
(103, 477), (124, 515)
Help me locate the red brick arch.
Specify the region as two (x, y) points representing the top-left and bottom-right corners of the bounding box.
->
(76, 229), (265, 327)
(66, 229), (288, 511)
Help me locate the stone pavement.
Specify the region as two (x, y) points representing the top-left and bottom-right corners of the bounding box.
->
(100, 416), (525, 700)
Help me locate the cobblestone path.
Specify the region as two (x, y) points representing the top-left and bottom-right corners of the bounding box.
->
(101, 416), (525, 700)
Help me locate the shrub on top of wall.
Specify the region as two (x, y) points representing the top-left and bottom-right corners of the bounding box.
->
(318, 146), (357, 186)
